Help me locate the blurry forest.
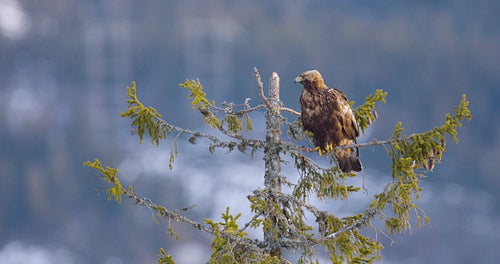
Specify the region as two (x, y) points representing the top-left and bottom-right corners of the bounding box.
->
(0, 1), (498, 263)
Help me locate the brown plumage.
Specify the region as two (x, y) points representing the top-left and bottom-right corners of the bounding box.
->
(295, 70), (362, 172)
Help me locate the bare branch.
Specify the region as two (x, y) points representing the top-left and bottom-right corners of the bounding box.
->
(254, 67), (272, 109)
(335, 139), (392, 150)
(238, 104), (266, 114)
(220, 101), (266, 115)
(282, 139), (392, 153)
(280, 107), (301, 116)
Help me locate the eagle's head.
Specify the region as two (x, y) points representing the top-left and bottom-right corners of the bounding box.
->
(294, 70), (327, 89)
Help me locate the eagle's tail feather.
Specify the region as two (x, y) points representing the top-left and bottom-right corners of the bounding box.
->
(335, 148), (362, 173)
(336, 156), (362, 173)
(348, 156), (362, 172)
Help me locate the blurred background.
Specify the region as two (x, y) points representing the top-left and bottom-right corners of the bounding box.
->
(0, 0), (498, 263)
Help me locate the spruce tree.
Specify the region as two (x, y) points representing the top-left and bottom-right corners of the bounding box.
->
(85, 68), (471, 263)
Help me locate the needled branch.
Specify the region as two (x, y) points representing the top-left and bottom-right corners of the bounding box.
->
(263, 72), (283, 257)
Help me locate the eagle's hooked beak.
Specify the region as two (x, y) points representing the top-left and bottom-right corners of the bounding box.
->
(294, 76), (303, 83)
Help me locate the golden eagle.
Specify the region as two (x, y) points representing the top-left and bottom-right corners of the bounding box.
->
(295, 70), (362, 173)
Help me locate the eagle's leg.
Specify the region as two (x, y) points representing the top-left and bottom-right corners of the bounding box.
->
(316, 144), (335, 156)
(316, 146), (326, 156)
(325, 143), (334, 153)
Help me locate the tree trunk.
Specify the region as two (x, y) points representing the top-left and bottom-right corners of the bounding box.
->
(263, 72), (283, 257)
